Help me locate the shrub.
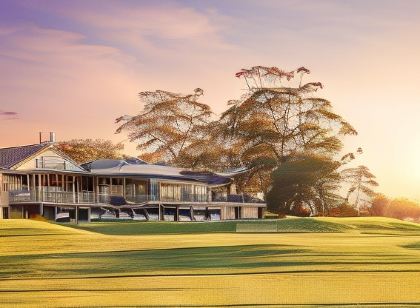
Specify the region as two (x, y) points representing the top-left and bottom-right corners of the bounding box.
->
(30, 215), (48, 222)
(329, 203), (358, 217)
(291, 204), (311, 217)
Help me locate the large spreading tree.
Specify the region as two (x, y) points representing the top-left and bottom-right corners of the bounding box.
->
(216, 66), (357, 196)
(56, 139), (124, 164)
(116, 65), (377, 216)
(116, 88), (212, 165)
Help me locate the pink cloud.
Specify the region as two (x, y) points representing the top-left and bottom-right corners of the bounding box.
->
(20, 2), (235, 56)
(76, 6), (219, 39)
(0, 25), (145, 146)
(0, 110), (18, 120)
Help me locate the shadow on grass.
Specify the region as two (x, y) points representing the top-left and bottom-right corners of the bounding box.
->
(2, 242), (420, 280)
(402, 241), (420, 250)
(0, 244), (308, 278)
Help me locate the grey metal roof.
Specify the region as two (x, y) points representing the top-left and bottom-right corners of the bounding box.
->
(0, 143), (51, 169)
(82, 159), (235, 185)
(83, 159), (202, 177)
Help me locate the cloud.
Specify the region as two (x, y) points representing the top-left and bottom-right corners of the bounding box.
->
(0, 24), (146, 146)
(0, 3), (242, 150)
(2, 1), (419, 200)
(0, 111), (17, 115)
(0, 110), (18, 120)
(20, 1), (235, 57)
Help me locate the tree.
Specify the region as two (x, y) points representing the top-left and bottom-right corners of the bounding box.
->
(341, 165), (379, 214)
(370, 194), (389, 216)
(56, 139), (124, 164)
(370, 195), (420, 221)
(173, 120), (240, 171)
(266, 155), (343, 216)
(116, 88), (212, 165)
(218, 65), (357, 194)
(114, 66), (361, 204)
(385, 198), (420, 221)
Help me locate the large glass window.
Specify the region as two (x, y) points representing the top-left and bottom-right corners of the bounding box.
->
(160, 183), (207, 202)
(111, 178), (123, 195)
(160, 183), (181, 201)
(125, 179), (147, 197)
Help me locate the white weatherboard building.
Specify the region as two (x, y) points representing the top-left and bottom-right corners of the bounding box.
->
(0, 135), (266, 222)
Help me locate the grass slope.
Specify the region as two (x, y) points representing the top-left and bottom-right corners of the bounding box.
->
(69, 216), (420, 235)
(0, 217), (419, 307)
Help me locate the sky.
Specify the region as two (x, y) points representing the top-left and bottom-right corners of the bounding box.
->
(0, 0), (420, 200)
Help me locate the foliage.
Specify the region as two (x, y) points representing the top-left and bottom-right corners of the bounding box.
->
(329, 203), (359, 217)
(30, 214), (48, 222)
(56, 139), (124, 164)
(115, 88), (212, 164)
(115, 66), (378, 212)
(216, 65), (357, 193)
(173, 120), (241, 171)
(266, 155), (343, 216)
(341, 165), (379, 213)
(370, 194), (389, 216)
(370, 195), (420, 221)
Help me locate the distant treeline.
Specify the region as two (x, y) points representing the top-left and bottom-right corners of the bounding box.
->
(369, 195), (420, 222)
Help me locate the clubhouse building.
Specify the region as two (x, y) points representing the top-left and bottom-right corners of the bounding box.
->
(0, 134), (266, 222)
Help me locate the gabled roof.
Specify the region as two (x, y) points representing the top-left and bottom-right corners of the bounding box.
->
(0, 143), (51, 169)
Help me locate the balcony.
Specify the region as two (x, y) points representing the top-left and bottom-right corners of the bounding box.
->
(9, 190), (265, 205)
(9, 190), (95, 204)
(160, 193), (209, 203)
(212, 194), (265, 204)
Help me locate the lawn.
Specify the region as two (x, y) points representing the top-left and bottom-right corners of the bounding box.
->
(0, 217), (420, 307)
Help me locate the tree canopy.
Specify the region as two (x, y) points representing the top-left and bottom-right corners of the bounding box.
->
(56, 139), (124, 164)
(341, 165), (379, 214)
(222, 66), (357, 162)
(116, 65), (378, 216)
(116, 88), (212, 164)
(215, 66), (358, 195)
(370, 195), (420, 221)
(266, 155), (343, 216)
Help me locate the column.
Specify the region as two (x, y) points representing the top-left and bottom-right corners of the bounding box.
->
(72, 176), (76, 203)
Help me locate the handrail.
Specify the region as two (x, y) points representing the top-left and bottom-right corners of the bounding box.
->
(9, 190), (96, 204)
(8, 190), (265, 205)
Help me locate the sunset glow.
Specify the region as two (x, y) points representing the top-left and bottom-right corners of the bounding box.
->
(1, 0), (420, 199)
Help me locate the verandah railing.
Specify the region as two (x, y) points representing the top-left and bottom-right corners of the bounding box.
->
(9, 190), (264, 205)
(9, 190), (95, 204)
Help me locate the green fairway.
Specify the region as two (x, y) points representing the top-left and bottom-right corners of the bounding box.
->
(68, 216), (420, 235)
(1, 218), (420, 307)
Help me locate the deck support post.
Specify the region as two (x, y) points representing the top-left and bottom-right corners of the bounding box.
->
(72, 176), (76, 203)
(75, 206), (78, 224)
(123, 178), (126, 198)
(39, 174), (43, 202)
